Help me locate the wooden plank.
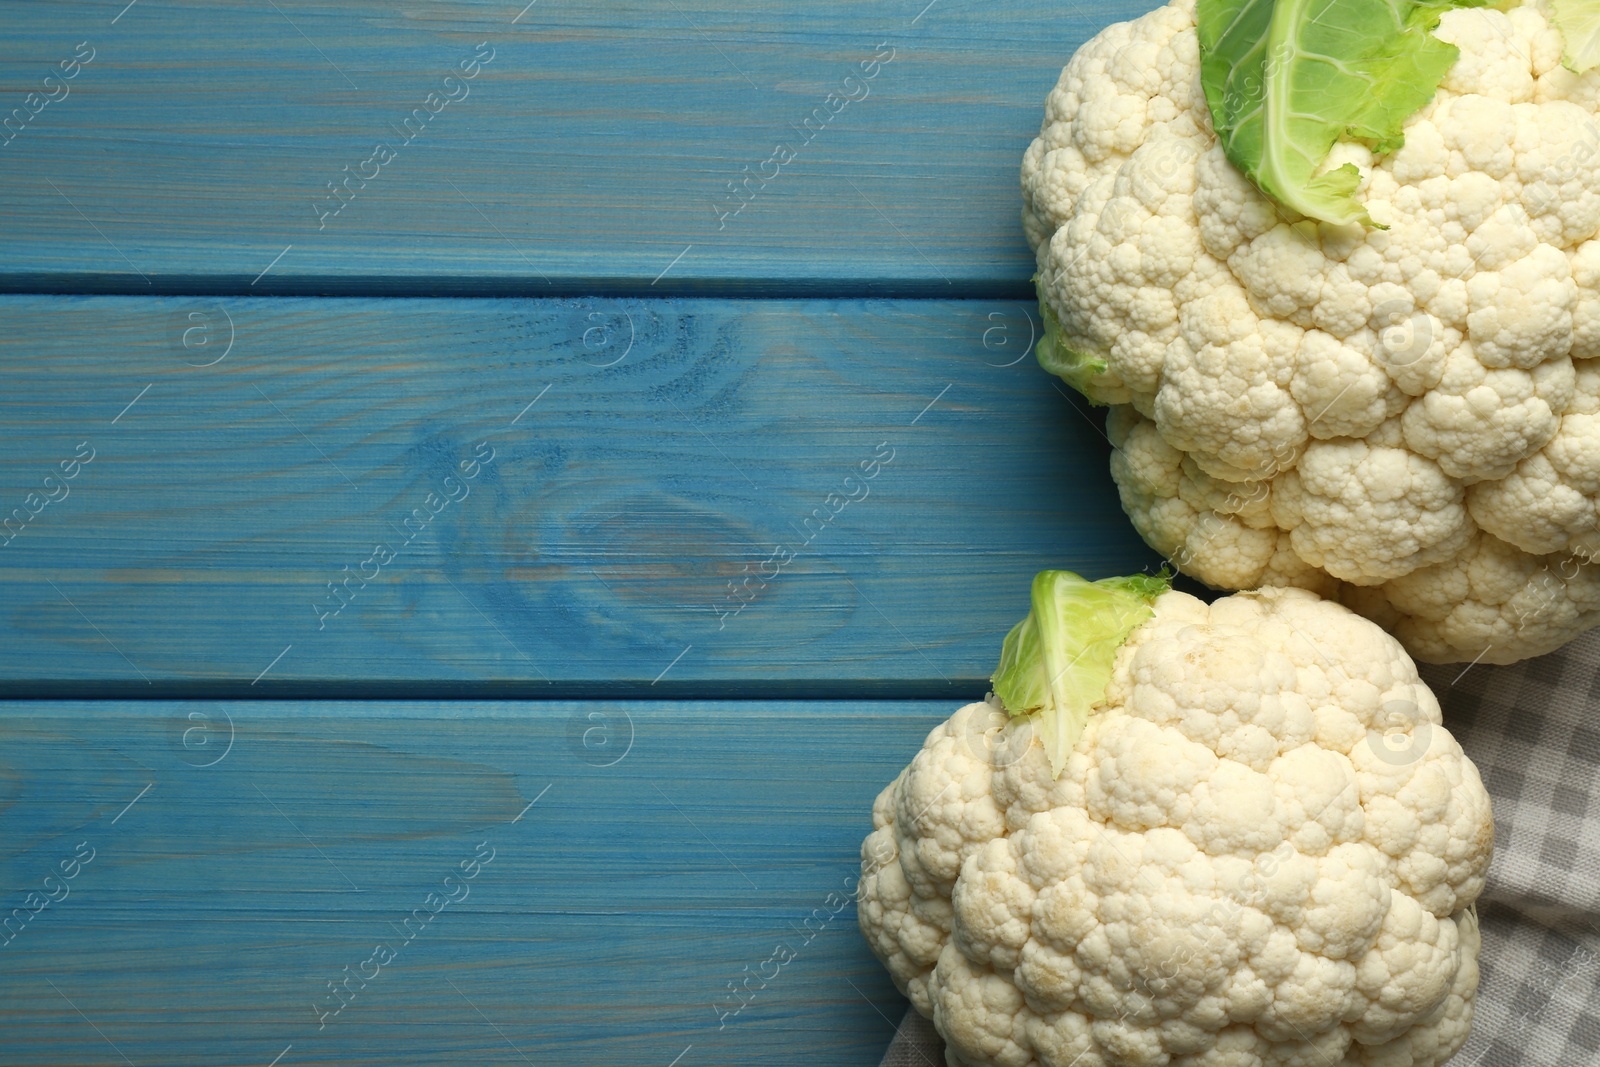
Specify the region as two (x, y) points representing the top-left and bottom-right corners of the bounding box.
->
(0, 0), (1153, 294)
(0, 699), (946, 1067)
(0, 295), (1159, 694)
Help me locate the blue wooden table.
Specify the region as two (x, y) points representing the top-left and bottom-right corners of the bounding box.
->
(0, 3), (1161, 1063)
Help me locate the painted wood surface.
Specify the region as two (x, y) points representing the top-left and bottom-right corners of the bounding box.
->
(0, 0), (1155, 295)
(0, 2), (1171, 1061)
(0, 699), (949, 1066)
(0, 295), (1160, 695)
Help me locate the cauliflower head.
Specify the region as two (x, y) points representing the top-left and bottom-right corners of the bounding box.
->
(858, 585), (1492, 1067)
(1023, 0), (1600, 663)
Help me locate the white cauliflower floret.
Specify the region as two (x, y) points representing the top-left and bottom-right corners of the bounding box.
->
(1344, 532), (1600, 664)
(859, 588), (1492, 1066)
(1270, 440), (1473, 584)
(857, 705), (1017, 1012)
(1023, 0), (1600, 662)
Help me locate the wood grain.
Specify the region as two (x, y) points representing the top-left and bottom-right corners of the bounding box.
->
(0, 699), (950, 1067)
(0, 0), (1156, 294)
(0, 4), (1171, 1059)
(0, 295), (1159, 694)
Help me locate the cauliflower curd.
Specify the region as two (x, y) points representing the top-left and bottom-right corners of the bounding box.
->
(1023, 0), (1600, 662)
(859, 585), (1493, 1067)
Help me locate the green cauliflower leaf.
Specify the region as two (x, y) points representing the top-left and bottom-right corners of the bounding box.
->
(1552, 0), (1600, 72)
(1197, 0), (1490, 227)
(991, 569), (1168, 776)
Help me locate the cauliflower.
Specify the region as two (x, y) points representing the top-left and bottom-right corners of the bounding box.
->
(858, 572), (1492, 1067)
(1022, 0), (1600, 662)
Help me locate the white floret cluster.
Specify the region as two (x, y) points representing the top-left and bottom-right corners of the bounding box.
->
(859, 588), (1492, 1066)
(1022, 0), (1600, 663)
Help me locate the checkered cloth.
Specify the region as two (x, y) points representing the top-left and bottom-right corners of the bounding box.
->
(878, 632), (1600, 1066)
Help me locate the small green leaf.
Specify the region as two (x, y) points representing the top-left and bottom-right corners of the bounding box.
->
(991, 570), (1168, 777)
(1034, 297), (1107, 401)
(1197, 0), (1490, 227)
(1552, 0), (1600, 73)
